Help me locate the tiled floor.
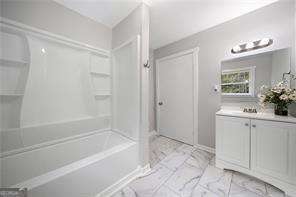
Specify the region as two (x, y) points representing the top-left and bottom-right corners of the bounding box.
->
(112, 135), (287, 197)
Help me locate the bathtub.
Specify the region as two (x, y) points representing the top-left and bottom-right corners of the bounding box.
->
(1, 130), (142, 197)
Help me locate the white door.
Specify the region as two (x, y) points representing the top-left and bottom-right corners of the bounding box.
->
(216, 115), (250, 169)
(156, 49), (198, 145)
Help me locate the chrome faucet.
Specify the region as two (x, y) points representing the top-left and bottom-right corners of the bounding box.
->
(243, 108), (257, 113)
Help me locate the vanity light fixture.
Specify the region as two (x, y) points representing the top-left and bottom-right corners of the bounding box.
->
(245, 42), (254, 50)
(231, 38), (273, 54)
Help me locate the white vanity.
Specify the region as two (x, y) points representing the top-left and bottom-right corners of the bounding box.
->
(216, 109), (296, 196)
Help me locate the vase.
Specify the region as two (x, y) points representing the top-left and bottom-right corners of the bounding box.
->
(274, 104), (288, 116)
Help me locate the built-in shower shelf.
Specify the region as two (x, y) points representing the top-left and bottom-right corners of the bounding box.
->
(99, 114), (111, 118)
(93, 89), (111, 96)
(0, 91), (24, 96)
(0, 58), (28, 67)
(94, 94), (111, 97)
(0, 93), (24, 96)
(90, 71), (110, 77)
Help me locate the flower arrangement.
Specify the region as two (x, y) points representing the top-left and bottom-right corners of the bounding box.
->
(258, 82), (296, 116)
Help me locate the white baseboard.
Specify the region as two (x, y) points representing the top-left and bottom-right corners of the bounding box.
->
(140, 163), (151, 175)
(97, 165), (151, 197)
(194, 144), (215, 154)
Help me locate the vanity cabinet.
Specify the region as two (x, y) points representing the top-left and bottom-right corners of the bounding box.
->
(216, 110), (296, 196)
(251, 120), (296, 184)
(216, 116), (250, 169)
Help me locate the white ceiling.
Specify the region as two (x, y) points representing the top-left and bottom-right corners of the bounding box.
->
(54, 0), (142, 28)
(55, 0), (278, 49)
(150, 0), (278, 49)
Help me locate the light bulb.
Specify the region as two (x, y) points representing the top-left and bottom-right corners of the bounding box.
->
(245, 42), (254, 50)
(259, 38), (270, 46)
(232, 45), (241, 53)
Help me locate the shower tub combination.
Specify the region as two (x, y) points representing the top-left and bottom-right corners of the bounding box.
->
(0, 18), (146, 197)
(3, 129), (139, 197)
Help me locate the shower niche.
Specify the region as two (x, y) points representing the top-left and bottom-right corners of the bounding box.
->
(89, 53), (111, 117)
(0, 27), (30, 130)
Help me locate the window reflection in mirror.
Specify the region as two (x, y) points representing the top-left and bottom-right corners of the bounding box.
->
(221, 48), (291, 105)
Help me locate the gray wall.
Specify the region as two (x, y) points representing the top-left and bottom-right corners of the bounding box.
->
(291, 0), (296, 117)
(0, 0), (112, 50)
(271, 48), (290, 86)
(153, 1), (295, 148)
(112, 4), (143, 49)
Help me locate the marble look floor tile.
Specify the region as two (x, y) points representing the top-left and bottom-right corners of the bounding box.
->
(151, 136), (182, 153)
(232, 172), (267, 196)
(150, 136), (182, 166)
(266, 184), (285, 197)
(191, 185), (221, 197)
(149, 151), (161, 167)
(149, 134), (159, 143)
(229, 182), (263, 197)
(129, 164), (173, 197)
(165, 162), (204, 197)
(160, 151), (190, 171)
(186, 149), (214, 170)
(176, 144), (196, 154)
(152, 186), (180, 197)
(209, 156), (216, 166)
(199, 165), (233, 196)
(148, 135), (289, 197)
(112, 187), (137, 197)
(196, 148), (214, 159)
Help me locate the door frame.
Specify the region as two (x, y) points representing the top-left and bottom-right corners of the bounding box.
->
(155, 47), (199, 145)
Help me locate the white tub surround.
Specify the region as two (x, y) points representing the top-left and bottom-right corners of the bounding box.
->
(0, 18), (145, 197)
(216, 109), (296, 196)
(0, 18), (112, 156)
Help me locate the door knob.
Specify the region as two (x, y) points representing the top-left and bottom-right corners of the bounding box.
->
(158, 102), (163, 106)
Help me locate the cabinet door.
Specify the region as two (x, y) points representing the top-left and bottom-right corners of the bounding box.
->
(251, 120), (296, 184)
(216, 116), (250, 168)
(289, 130), (296, 185)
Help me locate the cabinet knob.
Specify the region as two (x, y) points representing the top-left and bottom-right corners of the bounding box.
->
(245, 123), (249, 126)
(158, 102), (163, 106)
(252, 125), (256, 128)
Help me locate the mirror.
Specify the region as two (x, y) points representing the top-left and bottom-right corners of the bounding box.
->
(221, 48), (291, 104)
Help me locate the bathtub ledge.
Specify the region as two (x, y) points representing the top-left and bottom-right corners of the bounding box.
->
(12, 141), (136, 190)
(98, 164), (151, 197)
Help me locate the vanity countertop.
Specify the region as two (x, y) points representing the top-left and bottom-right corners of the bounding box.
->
(216, 109), (296, 124)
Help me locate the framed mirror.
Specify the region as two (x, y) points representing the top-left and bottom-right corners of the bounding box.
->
(221, 48), (291, 104)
